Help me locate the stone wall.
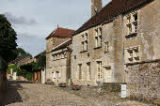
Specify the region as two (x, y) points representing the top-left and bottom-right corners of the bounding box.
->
(126, 60), (160, 102)
(124, 0), (160, 64)
(71, 16), (123, 86)
(46, 37), (70, 81)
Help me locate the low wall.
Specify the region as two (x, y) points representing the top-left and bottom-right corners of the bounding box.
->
(126, 60), (160, 102)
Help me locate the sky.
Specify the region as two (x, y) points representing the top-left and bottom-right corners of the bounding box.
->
(0, 0), (111, 56)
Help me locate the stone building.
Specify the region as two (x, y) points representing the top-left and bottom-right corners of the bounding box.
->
(46, 27), (74, 84)
(71, 0), (159, 86)
(51, 39), (72, 85)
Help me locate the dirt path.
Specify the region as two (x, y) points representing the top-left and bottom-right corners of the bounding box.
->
(2, 81), (153, 106)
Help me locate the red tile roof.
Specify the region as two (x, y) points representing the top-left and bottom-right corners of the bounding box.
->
(74, 0), (153, 35)
(46, 27), (75, 39)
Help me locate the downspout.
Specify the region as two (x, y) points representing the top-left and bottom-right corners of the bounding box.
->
(121, 15), (125, 83)
(121, 14), (127, 98)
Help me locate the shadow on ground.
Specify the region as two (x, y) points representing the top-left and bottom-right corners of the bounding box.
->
(0, 81), (27, 105)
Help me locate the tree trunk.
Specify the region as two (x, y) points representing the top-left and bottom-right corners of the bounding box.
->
(0, 56), (8, 105)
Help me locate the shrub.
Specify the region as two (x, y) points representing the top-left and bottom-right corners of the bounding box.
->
(26, 72), (33, 81)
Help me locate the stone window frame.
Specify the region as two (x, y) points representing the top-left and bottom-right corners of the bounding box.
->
(126, 11), (138, 38)
(94, 27), (102, 49)
(78, 64), (82, 80)
(87, 62), (91, 81)
(81, 33), (88, 52)
(104, 41), (109, 53)
(96, 61), (103, 80)
(125, 45), (141, 63)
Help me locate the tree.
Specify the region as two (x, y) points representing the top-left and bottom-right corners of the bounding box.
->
(0, 14), (18, 63)
(0, 14), (17, 98)
(33, 51), (46, 71)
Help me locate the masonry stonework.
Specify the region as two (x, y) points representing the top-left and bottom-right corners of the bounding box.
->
(71, 16), (124, 86)
(46, 37), (70, 81)
(126, 60), (160, 101)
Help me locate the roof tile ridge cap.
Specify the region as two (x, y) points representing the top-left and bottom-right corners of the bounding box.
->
(57, 27), (75, 31)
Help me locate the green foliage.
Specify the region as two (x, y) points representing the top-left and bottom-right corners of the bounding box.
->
(16, 68), (27, 76)
(33, 54), (46, 71)
(0, 14), (18, 63)
(26, 72), (33, 81)
(7, 64), (17, 74)
(37, 55), (46, 68)
(17, 48), (32, 57)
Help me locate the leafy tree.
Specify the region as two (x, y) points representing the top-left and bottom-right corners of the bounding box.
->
(33, 55), (46, 71)
(0, 14), (18, 63)
(0, 14), (17, 94)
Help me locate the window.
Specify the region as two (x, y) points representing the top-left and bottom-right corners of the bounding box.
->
(78, 64), (82, 80)
(95, 27), (102, 48)
(104, 41), (109, 53)
(126, 12), (138, 37)
(97, 61), (102, 80)
(81, 33), (88, 52)
(56, 71), (61, 78)
(125, 46), (141, 63)
(87, 63), (91, 81)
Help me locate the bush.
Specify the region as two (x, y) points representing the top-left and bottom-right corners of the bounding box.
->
(26, 72), (33, 81)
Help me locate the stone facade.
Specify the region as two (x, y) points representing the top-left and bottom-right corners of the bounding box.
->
(50, 40), (72, 85)
(126, 60), (160, 102)
(124, 0), (160, 64)
(124, 0), (160, 101)
(71, 16), (124, 86)
(46, 27), (74, 83)
(72, 0), (160, 87)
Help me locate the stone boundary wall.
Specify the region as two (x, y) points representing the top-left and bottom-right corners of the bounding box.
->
(126, 59), (160, 102)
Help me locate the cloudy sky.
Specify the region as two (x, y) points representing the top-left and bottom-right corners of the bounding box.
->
(0, 0), (111, 56)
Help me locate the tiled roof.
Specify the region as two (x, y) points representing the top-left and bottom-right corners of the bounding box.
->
(46, 27), (75, 39)
(74, 0), (153, 35)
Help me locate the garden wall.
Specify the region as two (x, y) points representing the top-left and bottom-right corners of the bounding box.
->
(126, 60), (160, 102)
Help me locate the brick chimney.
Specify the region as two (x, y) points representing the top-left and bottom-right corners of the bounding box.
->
(91, 0), (102, 17)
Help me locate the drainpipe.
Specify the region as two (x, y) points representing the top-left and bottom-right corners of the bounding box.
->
(121, 15), (125, 83)
(121, 14), (127, 98)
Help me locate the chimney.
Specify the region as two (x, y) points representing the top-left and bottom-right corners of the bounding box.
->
(91, 0), (102, 17)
